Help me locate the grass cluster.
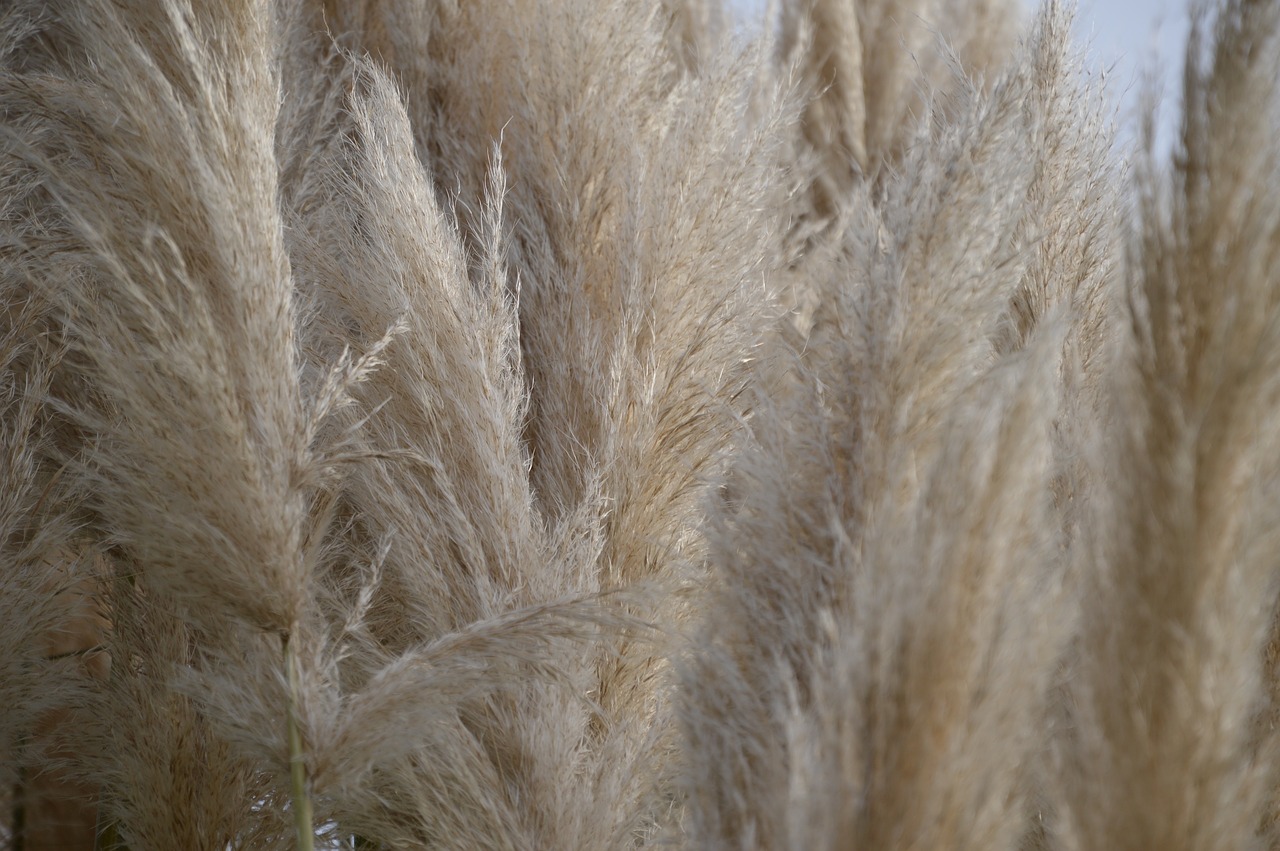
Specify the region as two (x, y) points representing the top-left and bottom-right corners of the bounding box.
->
(3, 0), (1280, 848)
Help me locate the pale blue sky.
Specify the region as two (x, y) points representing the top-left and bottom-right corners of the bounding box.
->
(730, 0), (1192, 154)
(1051, 0), (1188, 153)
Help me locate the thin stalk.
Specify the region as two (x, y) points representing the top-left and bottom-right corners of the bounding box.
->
(284, 632), (314, 851)
(12, 761), (25, 851)
(93, 810), (125, 851)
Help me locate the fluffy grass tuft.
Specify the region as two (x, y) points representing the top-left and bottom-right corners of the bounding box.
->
(2, 0), (1279, 848)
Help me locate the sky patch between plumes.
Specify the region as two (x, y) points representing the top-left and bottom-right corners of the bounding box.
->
(730, 0), (1188, 156)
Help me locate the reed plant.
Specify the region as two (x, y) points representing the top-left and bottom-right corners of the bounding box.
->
(2, 0), (1279, 848)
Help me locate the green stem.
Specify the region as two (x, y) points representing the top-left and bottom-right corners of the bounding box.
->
(284, 633), (314, 851)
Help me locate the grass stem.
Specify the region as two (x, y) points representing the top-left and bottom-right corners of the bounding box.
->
(285, 633), (314, 851)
